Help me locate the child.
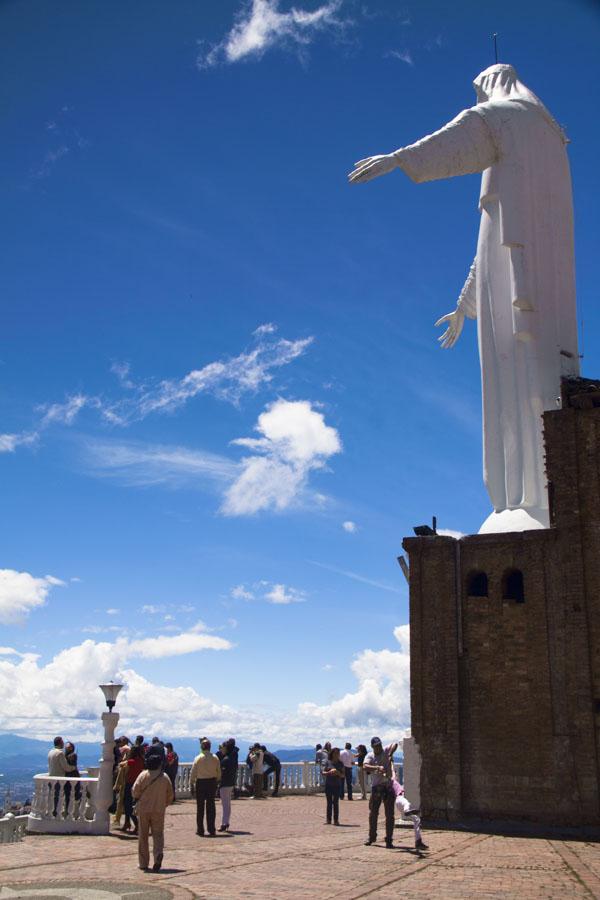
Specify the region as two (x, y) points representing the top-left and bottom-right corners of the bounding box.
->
(391, 775), (428, 851)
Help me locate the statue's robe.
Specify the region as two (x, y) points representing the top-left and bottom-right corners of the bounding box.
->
(396, 100), (579, 516)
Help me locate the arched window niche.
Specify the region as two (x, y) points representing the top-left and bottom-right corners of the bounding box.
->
(467, 570), (488, 597)
(502, 568), (525, 603)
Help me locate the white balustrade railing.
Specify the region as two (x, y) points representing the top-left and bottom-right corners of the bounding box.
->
(28, 775), (101, 835)
(0, 813), (29, 843)
(175, 761), (403, 799)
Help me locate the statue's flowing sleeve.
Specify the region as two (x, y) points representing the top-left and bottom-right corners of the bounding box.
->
(457, 261), (477, 319)
(393, 108), (497, 184)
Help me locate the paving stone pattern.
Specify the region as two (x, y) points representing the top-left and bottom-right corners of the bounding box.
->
(1, 797), (599, 898)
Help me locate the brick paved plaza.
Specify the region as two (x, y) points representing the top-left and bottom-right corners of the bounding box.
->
(1, 796), (600, 898)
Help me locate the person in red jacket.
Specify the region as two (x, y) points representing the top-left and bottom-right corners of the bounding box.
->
(120, 744), (144, 833)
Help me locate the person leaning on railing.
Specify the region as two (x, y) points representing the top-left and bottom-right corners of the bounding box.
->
(47, 736), (70, 817)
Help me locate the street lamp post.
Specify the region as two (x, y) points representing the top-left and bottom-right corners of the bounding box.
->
(95, 682), (123, 834)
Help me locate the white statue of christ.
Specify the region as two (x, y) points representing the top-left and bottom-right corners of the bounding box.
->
(349, 64), (579, 533)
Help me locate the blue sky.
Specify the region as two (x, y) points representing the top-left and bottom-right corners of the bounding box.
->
(1, 0), (599, 745)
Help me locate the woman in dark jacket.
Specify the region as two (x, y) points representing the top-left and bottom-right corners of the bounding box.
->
(164, 742), (179, 798)
(63, 741), (81, 813)
(323, 747), (345, 825)
(218, 739), (238, 832)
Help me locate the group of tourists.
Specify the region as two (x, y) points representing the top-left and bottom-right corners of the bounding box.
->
(48, 731), (425, 874)
(316, 737), (427, 851)
(112, 735), (179, 836)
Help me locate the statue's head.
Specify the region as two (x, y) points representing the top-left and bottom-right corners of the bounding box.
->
(474, 64), (518, 103)
(473, 63), (566, 142)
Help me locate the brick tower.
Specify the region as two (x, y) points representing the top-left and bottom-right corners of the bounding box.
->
(401, 378), (600, 827)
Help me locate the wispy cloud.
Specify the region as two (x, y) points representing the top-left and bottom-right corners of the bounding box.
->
(198, 0), (348, 68)
(3, 327), (314, 455)
(0, 432), (38, 453)
(309, 560), (402, 595)
(264, 583), (306, 604)
(82, 438), (237, 489)
(38, 393), (92, 426)
(411, 382), (480, 437)
(230, 580), (307, 605)
(425, 33), (443, 51)
(131, 331), (313, 419)
(29, 106), (90, 181)
(342, 520), (358, 533)
(231, 585), (254, 601)
(385, 48), (414, 66)
(110, 361), (135, 389)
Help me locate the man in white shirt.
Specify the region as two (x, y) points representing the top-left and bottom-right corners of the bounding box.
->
(339, 743), (354, 800)
(48, 736), (69, 776)
(48, 736), (70, 817)
(249, 744), (265, 799)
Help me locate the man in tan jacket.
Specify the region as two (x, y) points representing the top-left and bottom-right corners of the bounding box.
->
(131, 762), (174, 871)
(190, 737), (221, 836)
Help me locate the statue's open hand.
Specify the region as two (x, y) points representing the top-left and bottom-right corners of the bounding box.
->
(348, 154), (397, 184)
(435, 309), (465, 349)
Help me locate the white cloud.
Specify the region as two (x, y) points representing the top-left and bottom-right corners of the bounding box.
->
(0, 432), (38, 453)
(126, 632), (231, 659)
(253, 322), (277, 337)
(0, 569), (65, 625)
(0, 635), (235, 740)
(106, 608), (120, 616)
(0, 625), (409, 744)
(386, 48), (414, 65)
(322, 663), (334, 671)
(83, 397), (341, 516)
(298, 625), (411, 737)
(230, 580), (306, 605)
(342, 520), (357, 533)
(198, 0), (346, 68)
(264, 583), (306, 605)
(141, 604), (165, 615)
(81, 625), (126, 635)
(223, 399), (341, 515)
(231, 584), (254, 601)
(0, 646), (32, 659)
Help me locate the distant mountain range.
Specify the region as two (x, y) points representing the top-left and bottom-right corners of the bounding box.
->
(0, 733), (316, 782)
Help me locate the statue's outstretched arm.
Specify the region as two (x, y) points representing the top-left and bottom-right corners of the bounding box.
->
(348, 108), (497, 185)
(435, 261), (477, 349)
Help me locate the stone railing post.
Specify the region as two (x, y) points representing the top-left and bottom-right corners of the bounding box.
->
(302, 761), (311, 794)
(94, 711), (119, 835)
